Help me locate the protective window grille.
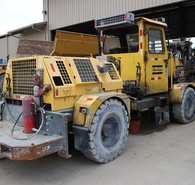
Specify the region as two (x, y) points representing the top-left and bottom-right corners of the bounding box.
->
(96, 14), (124, 27)
(74, 59), (98, 82)
(12, 59), (36, 95)
(105, 64), (119, 80)
(56, 61), (72, 84)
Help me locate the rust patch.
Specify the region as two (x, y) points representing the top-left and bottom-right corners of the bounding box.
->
(1, 140), (67, 160)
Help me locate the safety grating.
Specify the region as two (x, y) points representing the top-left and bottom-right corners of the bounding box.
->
(12, 59), (36, 95)
(56, 61), (72, 84)
(96, 14), (124, 27)
(95, 12), (134, 29)
(74, 59), (98, 82)
(105, 63), (120, 80)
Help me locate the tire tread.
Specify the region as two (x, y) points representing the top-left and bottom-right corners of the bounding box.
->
(83, 99), (129, 163)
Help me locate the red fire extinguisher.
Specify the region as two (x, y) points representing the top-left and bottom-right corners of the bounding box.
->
(22, 97), (36, 133)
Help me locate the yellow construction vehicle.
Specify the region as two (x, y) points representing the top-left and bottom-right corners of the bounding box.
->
(95, 12), (195, 124)
(0, 12), (194, 163)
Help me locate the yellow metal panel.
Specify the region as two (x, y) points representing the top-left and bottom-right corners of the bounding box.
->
(168, 53), (174, 89)
(144, 22), (169, 95)
(136, 17), (167, 27)
(73, 93), (130, 128)
(95, 58), (123, 91)
(50, 31), (98, 57)
(170, 83), (195, 103)
(44, 57), (61, 76)
(104, 19), (169, 96)
(105, 21), (145, 94)
(4, 55), (123, 111)
(74, 95), (101, 126)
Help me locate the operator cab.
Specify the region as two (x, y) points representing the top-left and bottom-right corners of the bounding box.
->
(95, 12), (139, 55)
(95, 12), (169, 96)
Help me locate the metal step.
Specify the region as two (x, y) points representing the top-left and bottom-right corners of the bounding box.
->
(154, 106), (170, 125)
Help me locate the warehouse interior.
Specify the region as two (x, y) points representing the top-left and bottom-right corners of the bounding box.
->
(1, 0), (195, 60)
(51, 0), (195, 41)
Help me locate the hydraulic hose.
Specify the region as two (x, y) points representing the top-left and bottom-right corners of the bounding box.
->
(11, 106), (45, 140)
(0, 88), (16, 122)
(0, 81), (46, 140)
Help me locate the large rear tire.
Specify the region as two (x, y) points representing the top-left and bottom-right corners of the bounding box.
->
(83, 99), (129, 163)
(173, 87), (195, 124)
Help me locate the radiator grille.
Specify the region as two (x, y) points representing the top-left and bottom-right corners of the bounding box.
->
(56, 61), (72, 84)
(106, 64), (120, 80)
(12, 59), (36, 95)
(74, 59), (98, 82)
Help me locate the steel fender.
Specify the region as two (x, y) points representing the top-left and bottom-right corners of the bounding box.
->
(170, 83), (195, 103)
(73, 92), (130, 128)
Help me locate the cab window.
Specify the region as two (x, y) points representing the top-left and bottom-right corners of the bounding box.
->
(148, 29), (164, 54)
(126, 33), (139, 53)
(103, 25), (139, 54)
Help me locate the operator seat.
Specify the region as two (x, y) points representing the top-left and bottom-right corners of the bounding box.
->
(128, 42), (139, 52)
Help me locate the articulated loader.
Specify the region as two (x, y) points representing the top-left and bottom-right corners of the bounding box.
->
(0, 12), (195, 163)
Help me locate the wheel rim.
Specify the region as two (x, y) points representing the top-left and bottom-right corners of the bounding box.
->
(101, 114), (121, 148)
(184, 95), (194, 120)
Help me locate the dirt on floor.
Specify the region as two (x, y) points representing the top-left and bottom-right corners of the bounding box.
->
(0, 120), (195, 185)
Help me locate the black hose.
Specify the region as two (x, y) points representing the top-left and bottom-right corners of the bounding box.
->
(11, 112), (22, 136)
(4, 97), (16, 122)
(0, 80), (45, 140)
(10, 106), (45, 140)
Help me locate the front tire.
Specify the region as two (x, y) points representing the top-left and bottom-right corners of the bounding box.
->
(84, 99), (129, 163)
(173, 87), (195, 124)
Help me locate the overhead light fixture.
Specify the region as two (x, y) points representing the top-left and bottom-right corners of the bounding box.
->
(42, 10), (47, 15)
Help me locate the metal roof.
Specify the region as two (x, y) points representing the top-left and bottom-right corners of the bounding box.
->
(136, 17), (167, 27)
(0, 22), (47, 38)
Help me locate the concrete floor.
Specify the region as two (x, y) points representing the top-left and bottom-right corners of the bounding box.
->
(0, 121), (195, 185)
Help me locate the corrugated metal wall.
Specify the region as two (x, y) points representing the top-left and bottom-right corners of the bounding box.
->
(22, 29), (46, 41)
(0, 30), (46, 59)
(0, 0), (185, 59)
(0, 37), (8, 60)
(46, 0), (184, 30)
(0, 36), (19, 60)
